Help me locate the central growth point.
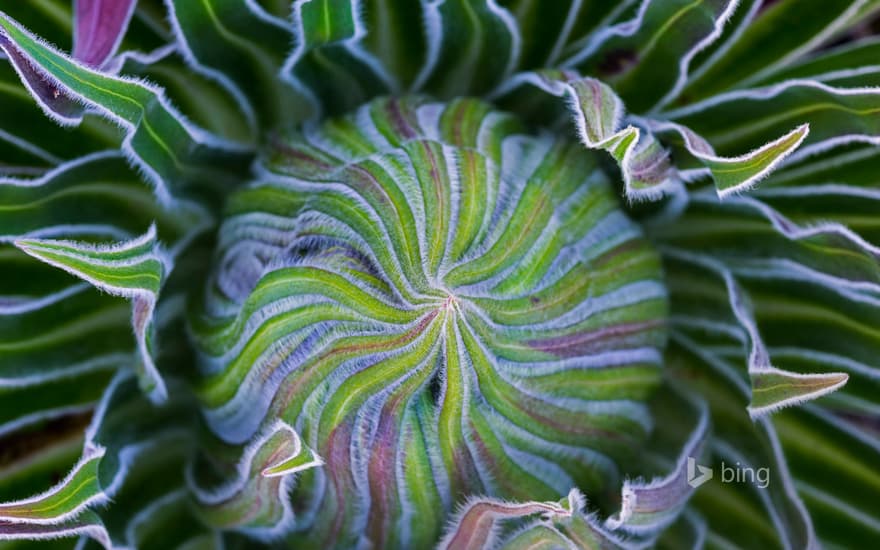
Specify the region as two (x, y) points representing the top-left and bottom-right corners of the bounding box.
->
(194, 96), (668, 548)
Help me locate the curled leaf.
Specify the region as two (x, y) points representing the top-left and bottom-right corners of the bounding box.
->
(515, 71), (679, 202)
(440, 489), (632, 550)
(0, 445), (106, 525)
(605, 390), (710, 535)
(643, 118), (809, 198)
(663, 248), (850, 418)
(499, 70), (809, 201)
(190, 420), (322, 540)
(15, 226), (172, 402)
(437, 493), (571, 550)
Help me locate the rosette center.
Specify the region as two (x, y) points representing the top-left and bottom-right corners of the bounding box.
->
(195, 96), (669, 548)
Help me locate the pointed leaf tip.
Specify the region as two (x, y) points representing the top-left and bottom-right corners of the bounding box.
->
(437, 494), (572, 550)
(672, 251), (855, 420)
(0, 17), (84, 123)
(14, 227), (170, 403)
(605, 390), (710, 535)
(748, 368), (849, 418)
(191, 421), (322, 539)
(710, 123), (810, 198)
(73, 0), (138, 68)
(0, 11), (252, 204)
(0, 445), (106, 525)
(260, 422), (324, 477)
(497, 71), (810, 202)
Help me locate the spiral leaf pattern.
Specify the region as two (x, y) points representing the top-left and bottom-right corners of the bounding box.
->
(193, 96), (668, 547)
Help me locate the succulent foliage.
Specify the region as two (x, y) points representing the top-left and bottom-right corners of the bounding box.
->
(0, 1), (878, 549)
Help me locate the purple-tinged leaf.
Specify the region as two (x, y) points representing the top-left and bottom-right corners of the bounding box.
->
(190, 420), (322, 541)
(0, 510), (111, 549)
(0, 29), (83, 124)
(605, 392), (709, 535)
(73, 0), (138, 68)
(0, 12), (252, 205)
(443, 490), (633, 550)
(496, 70), (679, 202)
(497, 70), (809, 201)
(438, 492), (573, 550)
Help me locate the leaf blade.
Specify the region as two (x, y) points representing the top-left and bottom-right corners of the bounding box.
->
(0, 11), (252, 205)
(15, 227), (171, 402)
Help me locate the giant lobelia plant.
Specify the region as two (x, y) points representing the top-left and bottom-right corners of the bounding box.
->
(0, 1), (878, 548)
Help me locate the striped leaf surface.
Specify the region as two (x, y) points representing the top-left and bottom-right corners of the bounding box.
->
(193, 96), (668, 548)
(0, 1), (877, 549)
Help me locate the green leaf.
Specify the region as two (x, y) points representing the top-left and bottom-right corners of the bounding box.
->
(666, 335), (818, 549)
(0, 373), (202, 548)
(0, 237), (131, 441)
(749, 368), (849, 417)
(15, 227), (171, 402)
(360, 0), (428, 86)
(191, 421), (322, 539)
(567, 0), (737, 113)
(662, 81), (880, 161)
(0, 152), (211, 447)
(283, 0), (393, 116)
(504, 71), (808, 200)
(644, 118), (809, 197)
(437, 491), (573, 550)
(773, 405), (880, 547)
(413, 0), (520, 97)
(499, 0), (620, 69)
(0, 11), (252, 205)
(675, 0), (876, 103)
(656, 185), (879, 419)
(749, 36), (880, 87)
(0, 152), (211, 244)
(299, 0), (358, 45)
(0, 445), (104, 524)
(165, 0), (308, 129)
(0, 369), (111, 440)
(0, 0), (73, 54)
(662, 248), (851, 417)
(117, 45), (256, 146)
